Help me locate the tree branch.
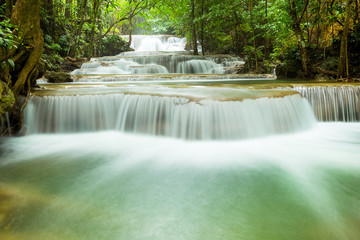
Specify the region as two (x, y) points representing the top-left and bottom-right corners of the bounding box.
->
(98, 1), (147, 40)
(299, 0), (309, 23)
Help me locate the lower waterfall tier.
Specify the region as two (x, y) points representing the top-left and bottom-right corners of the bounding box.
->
(293, 86), (360, 122)
(24, 91), (316, 139)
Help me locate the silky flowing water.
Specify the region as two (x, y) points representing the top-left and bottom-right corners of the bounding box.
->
(1, 35), (360, 240)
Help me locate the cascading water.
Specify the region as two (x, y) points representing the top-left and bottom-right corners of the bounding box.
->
(1, 34), (360, 240)
(123, 35), (187, 52)
(23, 92), (316, 139)
(0, 112), (11, 136)
(294, 85), (360, 121)
(71, 35), (245, 77)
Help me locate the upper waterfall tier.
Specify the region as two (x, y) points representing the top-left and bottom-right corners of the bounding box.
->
(122, 35), (187, 52)
(72, 54), (244, 75)
(71, 35), (245, 77)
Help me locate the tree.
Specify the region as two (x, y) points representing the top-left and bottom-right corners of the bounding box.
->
(337, 0), (352, 78)
(287, 0), (311, 78)
(0, 0), (44, 96)
(191, 0), (198, 55)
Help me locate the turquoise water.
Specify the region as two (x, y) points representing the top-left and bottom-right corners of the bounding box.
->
(1, 123), (360, 240)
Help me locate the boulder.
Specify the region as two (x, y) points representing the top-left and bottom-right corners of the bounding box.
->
(44, 71), (73, 83)
(59, 57), (87, 72)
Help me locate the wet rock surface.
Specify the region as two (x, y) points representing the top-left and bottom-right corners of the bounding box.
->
(45, 71), (73, 83)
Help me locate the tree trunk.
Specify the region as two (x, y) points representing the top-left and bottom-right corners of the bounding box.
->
(288, 0), (311, 78)
(0, 0), (44, 96)
(4, 0), (14, 17)
(191, 0), (198, 55)
(68, 0), (88, 57)
(249, 0), (258, 70)
(233, 10), (247, 55)
(88, 0), (101, 58)
(200, 0), (205, 55)
(65, 0), (72, 18)
(337, 0), (352, 79)
(0, 0), (43, 134)
(42, 0), (55, 40)
(264, 0), (270, 60)
(354, 0), (359, 24)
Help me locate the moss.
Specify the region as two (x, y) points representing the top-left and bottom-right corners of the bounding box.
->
(0, 81), (15, 116)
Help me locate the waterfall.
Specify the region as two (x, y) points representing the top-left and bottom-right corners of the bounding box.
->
(71, 35), (244, 77)
(294, 86), (360, 122)
(176, 60), (224, 74)
(0, 112), (12, 136)
(4, 33), (360, 240)
(24, 93), (316, 139)
(125, 35), (187, 52)
(72, 55), (243, 76)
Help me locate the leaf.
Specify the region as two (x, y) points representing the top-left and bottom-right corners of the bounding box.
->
(8, 59), (15, 69)
(1, 61), (6, 69)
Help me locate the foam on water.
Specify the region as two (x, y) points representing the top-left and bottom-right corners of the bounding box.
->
(1, 123), (360, 240)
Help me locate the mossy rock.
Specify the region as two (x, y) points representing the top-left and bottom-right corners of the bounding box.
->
(59, 57), (87, 72)
(45, 71), (73, 83)
(0, 82), (15, 116)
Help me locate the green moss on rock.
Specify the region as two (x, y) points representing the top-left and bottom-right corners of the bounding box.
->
(0, 81), (15, 116)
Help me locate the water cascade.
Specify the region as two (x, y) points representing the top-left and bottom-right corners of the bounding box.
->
(72, 35), (244, 77)
(294, 86), (360, 121)
(124, 35), (187, 52)
(1, 34), (360, 240)
(0, 112), (11, 136)
(72, 54), (241, 76)
(24, 92), (315, 139)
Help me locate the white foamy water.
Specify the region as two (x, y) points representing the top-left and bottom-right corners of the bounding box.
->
(124, 35), (187, 52)
(293, 86), (360, 121)
(1, 123), (360, 240)
(23, 93), (316, 139)
(71, 35), (243, 76)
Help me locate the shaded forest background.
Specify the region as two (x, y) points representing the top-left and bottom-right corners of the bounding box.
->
(1, 0), (360, 133)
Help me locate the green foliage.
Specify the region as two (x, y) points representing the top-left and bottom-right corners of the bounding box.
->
(0, 4), (19, 72)
(0, 20), (17, 52)
(42, 53), (64, 71)
(101, 35), (131, 56)
(321, 56), (338, 71)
